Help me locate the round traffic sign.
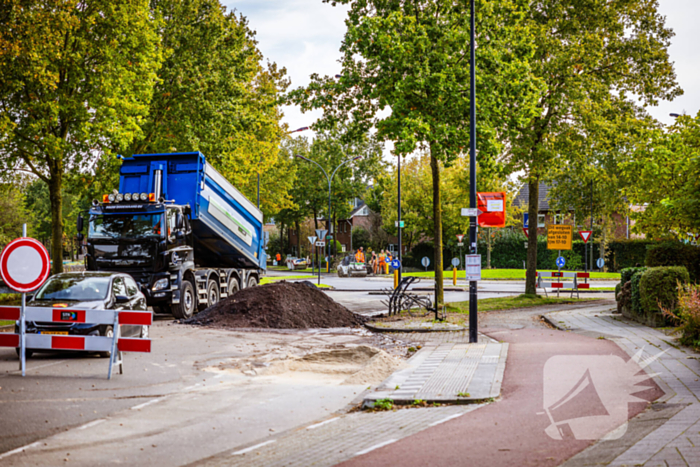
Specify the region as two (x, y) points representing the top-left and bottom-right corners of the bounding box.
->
(596, 258), (605, 269)
(0, 237), (51, 292)
(421, 256), (430, 267)
(391, 259), (401, 269)
(556, 256), (566, 268)
(451, 257), (460, 267)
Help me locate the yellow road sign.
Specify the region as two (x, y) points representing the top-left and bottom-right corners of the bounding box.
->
(547, 225), (572, 250)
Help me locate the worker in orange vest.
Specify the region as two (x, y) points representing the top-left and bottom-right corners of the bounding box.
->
(275, 252), (281, 264)
(354, 247), (365, 264)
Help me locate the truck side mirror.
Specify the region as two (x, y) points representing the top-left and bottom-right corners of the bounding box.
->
(77, 214), (84, 232)
(77, 233), (84, 242)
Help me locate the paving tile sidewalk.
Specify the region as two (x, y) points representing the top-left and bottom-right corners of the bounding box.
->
(545, 305), (700, 466)
(364, 336), (507, 405)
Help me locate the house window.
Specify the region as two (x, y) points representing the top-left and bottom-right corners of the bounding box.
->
(537, 214), (546, 228)
(553, 214), (563, 225)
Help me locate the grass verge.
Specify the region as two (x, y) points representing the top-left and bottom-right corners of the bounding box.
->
(405, 268), (620, 281)
(446, 294), (602, 313)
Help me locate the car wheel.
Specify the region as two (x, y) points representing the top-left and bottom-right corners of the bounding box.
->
(227, 276), (240, 298)
(98, 326), (114, 358)
(247, 275), (258, 288)
(171, 280), (196, 320)
(15, 348), (33, 359)
(199, 280), (219, 311)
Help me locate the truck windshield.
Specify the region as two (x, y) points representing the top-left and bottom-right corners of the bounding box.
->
(89, 214), (164, 239)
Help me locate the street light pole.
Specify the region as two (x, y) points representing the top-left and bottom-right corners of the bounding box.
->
(398, 154), (402, 283)
(295, 154), (362, 273)
(468, 0), (478, 344)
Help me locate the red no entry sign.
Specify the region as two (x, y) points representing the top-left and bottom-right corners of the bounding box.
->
(0, 238), (51, 292)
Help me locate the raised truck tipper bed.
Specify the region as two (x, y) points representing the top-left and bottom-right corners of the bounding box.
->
(80, 152), (266, 319)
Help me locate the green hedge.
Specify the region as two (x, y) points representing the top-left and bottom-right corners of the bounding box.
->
(620, 267), (647, 287)
(608, 240), (657, 271)
(639, 266), (690, 315)
(646, 242), (700, 282)
(631, 270), (646, 315)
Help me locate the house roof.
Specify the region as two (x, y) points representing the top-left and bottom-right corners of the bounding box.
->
(349, 201), (370, 218)
(513, 182), (551, 211)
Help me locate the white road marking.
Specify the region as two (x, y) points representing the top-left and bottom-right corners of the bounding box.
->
(428, 412), (465, 427)
(306, 418), (339, 430)
(183, 383), (202, 391)
(231, 440), (276, 455)
(0, 441), (41, 460)
(131, 399), (161, 410)
(354, 439), (398, 456)
(78, 419), (106, 430)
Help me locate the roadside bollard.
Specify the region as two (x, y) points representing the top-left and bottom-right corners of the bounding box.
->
(453, 267), (457, 286)
(394, 269), (399, 289)
(385, 263), (390, 275)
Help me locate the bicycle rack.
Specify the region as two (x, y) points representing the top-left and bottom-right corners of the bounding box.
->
(380, 277), (439, 318)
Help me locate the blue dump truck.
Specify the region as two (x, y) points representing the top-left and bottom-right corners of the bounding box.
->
(77, 152), (266, 319)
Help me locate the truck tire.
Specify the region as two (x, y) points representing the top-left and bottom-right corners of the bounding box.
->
(227, 276), (239, 298)
(200, 280), (219, 311)
(172, 280), (196, 320)
(247, 276), (258, 288)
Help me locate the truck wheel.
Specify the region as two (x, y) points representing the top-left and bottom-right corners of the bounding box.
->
(172, 281), (196, 320)
(247, 276), (258, 288)
(200, 280), (219, 311)
(227, 276), (239, 298)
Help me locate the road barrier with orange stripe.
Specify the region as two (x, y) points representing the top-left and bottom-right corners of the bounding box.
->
(537, 272), (590, 298)
(0, 306), (152, 379)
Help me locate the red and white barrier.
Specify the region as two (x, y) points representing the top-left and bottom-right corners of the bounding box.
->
(0, 306), (152, 379)
(536, 272), (591, 297)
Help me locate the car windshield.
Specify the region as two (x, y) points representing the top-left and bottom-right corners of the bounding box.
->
(89, 214), (163, 239)
(34, 276), (110, 301)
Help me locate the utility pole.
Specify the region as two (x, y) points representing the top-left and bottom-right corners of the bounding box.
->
(468, 0), (478, 344)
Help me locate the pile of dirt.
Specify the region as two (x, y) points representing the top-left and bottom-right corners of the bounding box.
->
(183, 281), (367, 329)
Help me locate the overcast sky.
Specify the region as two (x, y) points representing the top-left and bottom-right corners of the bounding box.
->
(225, 0), (700, 136)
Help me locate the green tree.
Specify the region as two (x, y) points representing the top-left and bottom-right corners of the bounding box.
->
(621, 112), (700, 238)
(127, 0), (292, 217)
(276, 128), (384, 257)
(290, 0), (535, 305)
(502, 0), (682, 294)
(0, 0), (161, 273)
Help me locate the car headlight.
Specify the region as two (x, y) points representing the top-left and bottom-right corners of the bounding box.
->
(124, 193), (132, 201)
(116, 193), (124, 202)
(140, 192), (148, 201)
(152, 278), (169, 291)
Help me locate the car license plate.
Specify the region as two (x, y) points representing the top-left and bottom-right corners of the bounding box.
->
(38, 331), (69, 335)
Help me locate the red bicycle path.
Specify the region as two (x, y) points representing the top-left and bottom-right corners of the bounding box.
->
(340, 327), (663, 467)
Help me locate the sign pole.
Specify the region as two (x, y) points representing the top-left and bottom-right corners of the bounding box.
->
(468, 0), (478, 344)
(318, 246), (321, 286)
(20, 224), (27, 376)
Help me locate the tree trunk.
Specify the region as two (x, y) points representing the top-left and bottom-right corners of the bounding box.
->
(525, 176), (539, 295)
(48, 174), (64, 275)
(430, 151), (444, 305)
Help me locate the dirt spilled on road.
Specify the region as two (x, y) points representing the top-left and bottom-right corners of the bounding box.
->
(183, 281), (367, 329)
(207, 345), (404, 386)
